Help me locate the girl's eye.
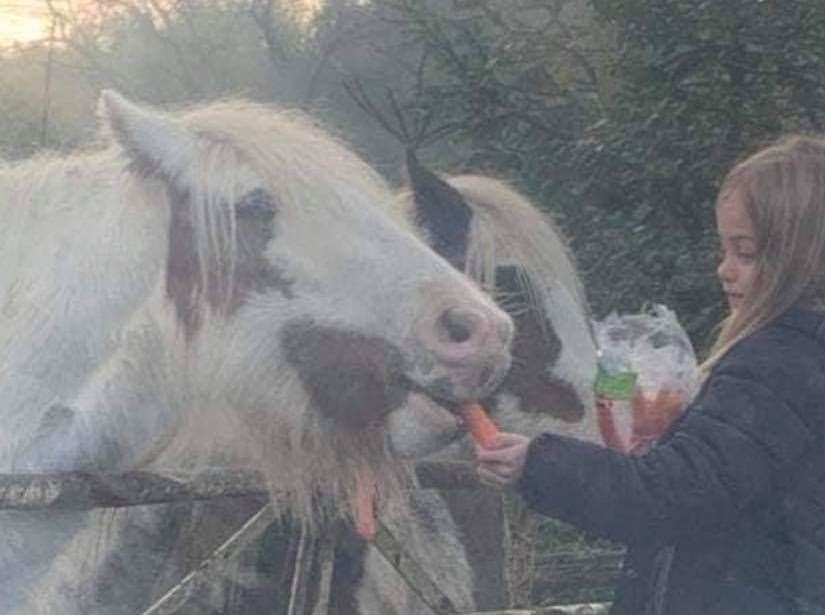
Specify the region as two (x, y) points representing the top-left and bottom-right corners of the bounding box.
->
(717, 247), (757, 263)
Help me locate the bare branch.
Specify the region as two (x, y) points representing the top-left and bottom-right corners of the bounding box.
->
(342, 77), (407, 142)
(383, 86), (412, 142)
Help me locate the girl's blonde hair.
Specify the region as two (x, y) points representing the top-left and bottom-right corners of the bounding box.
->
(701, 135), (825, 373)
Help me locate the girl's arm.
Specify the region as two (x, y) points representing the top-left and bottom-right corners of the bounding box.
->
(516, 368), (814, 545)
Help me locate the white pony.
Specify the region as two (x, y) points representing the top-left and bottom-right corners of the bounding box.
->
(0, 92), (515, 613)
(348, 156), (602, 614)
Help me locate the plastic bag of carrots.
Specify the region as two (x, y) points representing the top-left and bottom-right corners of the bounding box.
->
(593, 304), (699, 455)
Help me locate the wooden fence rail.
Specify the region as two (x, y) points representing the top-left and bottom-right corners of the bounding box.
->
(0, 462), (615, 614)
(0, 469), (267, 510)
(0, 461), (483, 510)
(465, 608), (609, 615)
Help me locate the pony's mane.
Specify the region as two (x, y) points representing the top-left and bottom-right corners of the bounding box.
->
(446, 174), (588, 315)
(0, 150), (118, 217)
(180, 100), (394, 220)
(157, 100), (400, 322)
(395, 171), (591, 340)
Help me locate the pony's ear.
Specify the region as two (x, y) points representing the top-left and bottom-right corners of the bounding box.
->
(98, 90), (197, 181)
(405, 150), (472, 269)
(98, 91), (203, 337)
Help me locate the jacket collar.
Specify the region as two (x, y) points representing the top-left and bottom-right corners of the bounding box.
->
(774, 306), (825, 346)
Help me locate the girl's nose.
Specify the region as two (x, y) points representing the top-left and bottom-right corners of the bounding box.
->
(717, 255), (736, 283)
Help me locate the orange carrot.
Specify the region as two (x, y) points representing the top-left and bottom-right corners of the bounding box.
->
(629, 388), (685, 454)
(460, 402), (500, 448)
(596, 397), (630, 453)
(351, 469), (376, 541)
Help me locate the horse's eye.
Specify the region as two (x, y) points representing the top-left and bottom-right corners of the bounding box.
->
(236, 188), (275, 217)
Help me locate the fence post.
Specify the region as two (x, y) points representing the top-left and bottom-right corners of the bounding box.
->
(372, 520), (457, 614)
(503, 492), (539, 608)
(311, 530), (337, 615)
(141, 504), (276, 615)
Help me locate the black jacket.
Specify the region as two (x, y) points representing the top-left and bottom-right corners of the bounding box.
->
(518, 307), (825, 615)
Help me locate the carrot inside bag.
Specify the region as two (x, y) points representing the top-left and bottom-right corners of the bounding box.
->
(596, 397), (630, 453)
(460, 402), (500, 449)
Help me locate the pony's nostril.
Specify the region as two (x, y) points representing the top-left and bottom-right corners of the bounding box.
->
(439, 309), (475, 344)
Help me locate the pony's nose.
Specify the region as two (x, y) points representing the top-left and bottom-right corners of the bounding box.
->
(411, 287), (514, 399)
(438, 308), (481, 344)
(429, 306), (507, 362)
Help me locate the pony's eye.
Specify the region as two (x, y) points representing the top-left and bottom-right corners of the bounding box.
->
(236, 188), (275, 217)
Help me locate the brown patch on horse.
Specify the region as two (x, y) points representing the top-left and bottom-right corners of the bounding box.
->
(165, 185), (203, 338)
(491, 265), (585, 422)
(165, 187), (293, 339)
(280, 320), (408, 429)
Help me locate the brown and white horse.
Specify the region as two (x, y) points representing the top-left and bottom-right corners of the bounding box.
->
(346, 154), (602, 614)
(0, 93), (514, 613)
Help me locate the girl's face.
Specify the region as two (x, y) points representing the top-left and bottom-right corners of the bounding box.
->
(716, 189), (759, 312)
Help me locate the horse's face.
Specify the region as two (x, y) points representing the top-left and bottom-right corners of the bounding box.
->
(221, 183), (516, 428)
(100, 92), (513, 467)
(395, 156), (600, 453)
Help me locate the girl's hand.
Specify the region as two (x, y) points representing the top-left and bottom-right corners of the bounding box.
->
(475, 432), (531, 487)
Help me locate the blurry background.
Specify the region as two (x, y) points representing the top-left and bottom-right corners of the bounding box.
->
(4, 0), (825, 349)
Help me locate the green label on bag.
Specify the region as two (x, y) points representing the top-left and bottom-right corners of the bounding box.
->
(594, 367), (638, 400)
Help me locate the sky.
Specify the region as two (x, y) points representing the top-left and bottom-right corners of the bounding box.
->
(0, 0), (324, 45)
(0, 1), (51, 44)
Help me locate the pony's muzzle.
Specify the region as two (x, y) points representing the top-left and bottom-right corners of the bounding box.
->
(416, 302), (514, 400)
(430, 307), (511, 362)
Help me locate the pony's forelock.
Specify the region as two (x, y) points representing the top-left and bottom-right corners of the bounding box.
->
(167, 100), (399, 333)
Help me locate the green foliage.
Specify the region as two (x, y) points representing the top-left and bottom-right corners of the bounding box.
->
(577, 0), (825, 341)
(364, 0), (825, 348)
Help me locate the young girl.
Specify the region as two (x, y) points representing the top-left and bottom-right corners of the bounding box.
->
(476, 135), (825, 615)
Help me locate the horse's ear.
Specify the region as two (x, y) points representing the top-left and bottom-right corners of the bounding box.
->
(99, 91), (203, 337)
(405, 150), (472, 270)
(98, 90), (197, 181)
